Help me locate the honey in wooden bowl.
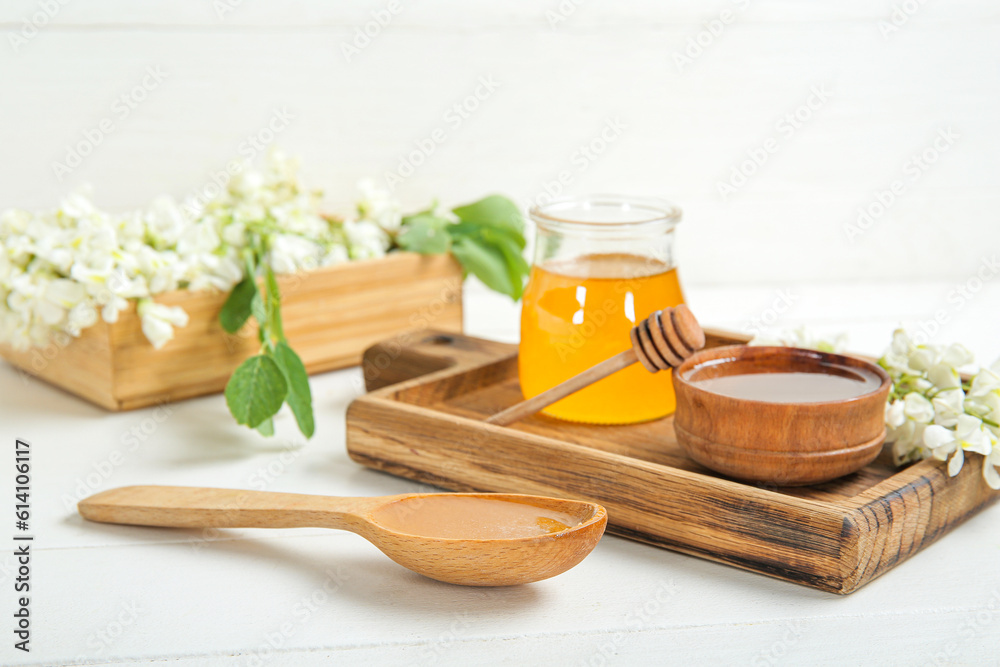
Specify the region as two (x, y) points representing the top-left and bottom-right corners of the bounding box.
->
(672, 346), (892, 486)
(691, 367), (883, 403)
(519, 253), (685, 423)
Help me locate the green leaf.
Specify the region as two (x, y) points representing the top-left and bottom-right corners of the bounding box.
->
(224, 354), (288, 429)
(451, 196), (525, 248)
(397, 215), (452, 254)
(449, 236), (521, 299)
(255, 417), (275, 437)
(219, 276), (258, 334)
(491, 233), (530, 300)
(271, 341), (315, 438)
(251, 291), (267, 327)
(265, 266), (285, 342)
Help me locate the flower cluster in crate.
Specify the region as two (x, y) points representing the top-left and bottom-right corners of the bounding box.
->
(880, 329), (1000, 489)
(752, 327), (1000, 489)
(0, 152), (399, 351)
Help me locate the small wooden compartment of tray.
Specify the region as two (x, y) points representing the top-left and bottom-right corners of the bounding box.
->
(346, 330), (998, 594)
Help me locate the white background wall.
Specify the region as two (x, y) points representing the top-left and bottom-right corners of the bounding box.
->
(1, 0), (998, 288)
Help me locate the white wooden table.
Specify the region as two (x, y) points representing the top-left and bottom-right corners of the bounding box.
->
(2, 280), (999, 667)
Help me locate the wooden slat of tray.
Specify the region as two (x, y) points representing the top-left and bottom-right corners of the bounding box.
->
(346, 331), (998, 594)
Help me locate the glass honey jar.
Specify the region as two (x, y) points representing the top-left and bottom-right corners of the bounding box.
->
(519, 196), (685, 424)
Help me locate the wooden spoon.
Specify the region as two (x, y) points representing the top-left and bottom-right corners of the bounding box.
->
(78, 485), (607, 586)
(487, 303), (706, 426)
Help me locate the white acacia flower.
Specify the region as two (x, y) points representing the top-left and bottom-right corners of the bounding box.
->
(880, 329), (917, 374)
(45, 278), (86, 310)
(356, 179), (402, 233)
(985, 447), (1000, 490)
(967, 366), (1000, 398)
(0, 150), (400, 351)
(924, 414), (995, 477)
(965, 389), (1000, 432)
(185, 254), (243, 292)
(931, 388), (965, 427)
(176, 223), (221, 256)
(222, 221), (247, 247)
(137, 299), (189, 350)
(144, 196), (186, 248)
(344, 219), (389, 259)
(66, 302), (98, 336)
(888, 418), (929, 465)
(320, 244), (349, 266)
(268, 234), (323, 275)
(100, 295), (130, 324)
(903, 392), (935, 423)
(885, 400), (905, 429)
(927, 363), (962, 391)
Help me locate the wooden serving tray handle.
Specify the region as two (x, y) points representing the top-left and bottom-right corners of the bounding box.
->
(362, 331), (516, 392)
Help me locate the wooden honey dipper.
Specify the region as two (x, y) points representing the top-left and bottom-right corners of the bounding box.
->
(487, 304), (706, 426)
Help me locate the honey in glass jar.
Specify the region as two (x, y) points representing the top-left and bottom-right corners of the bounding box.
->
(519, 197), (685, 424)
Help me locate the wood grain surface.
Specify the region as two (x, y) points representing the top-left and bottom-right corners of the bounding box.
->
(346, 330), (999, 594)
(0, 252), (463, 410)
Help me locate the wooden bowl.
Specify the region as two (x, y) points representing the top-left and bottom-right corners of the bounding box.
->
(671, 346), (892, 486)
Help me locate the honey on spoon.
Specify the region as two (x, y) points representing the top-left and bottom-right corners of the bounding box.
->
(79, 486), (607, 586)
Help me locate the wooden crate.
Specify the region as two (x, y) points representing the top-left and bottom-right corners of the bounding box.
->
(1, 253), (463, 410)
(346, 330), (999, 595)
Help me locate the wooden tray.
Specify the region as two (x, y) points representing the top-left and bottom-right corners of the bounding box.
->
(1, 253), (462, 410)
(346, 330), (999, 595)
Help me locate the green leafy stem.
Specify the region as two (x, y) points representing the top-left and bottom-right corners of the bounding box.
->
(218, 194), (528, 439)
(396, 195), (529, 300)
